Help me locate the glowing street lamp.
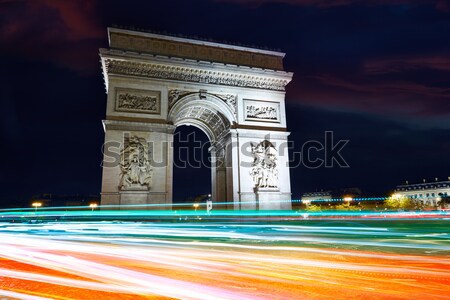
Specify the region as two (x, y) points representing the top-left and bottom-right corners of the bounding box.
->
(32, 202), (42, 212)
(343, 197), (353, 202)
(89, 203), (98, 212)
(193, 203), (199, 211)
(302, 199), (311, 206)
(392, 193), (402, 200)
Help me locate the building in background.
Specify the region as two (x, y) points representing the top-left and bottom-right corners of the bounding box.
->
(301, 188), (363, 205)
(395, 177), (450, 206)
(301, 191), (332, 205)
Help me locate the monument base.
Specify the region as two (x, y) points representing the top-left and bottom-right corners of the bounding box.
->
(101, 191), (170, 210)
(256, 188), (292, 210)
(238, 189), (292, 210)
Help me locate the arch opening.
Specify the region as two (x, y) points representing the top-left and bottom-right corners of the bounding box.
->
(172, 124), (212, 204)
(169, 96), (232, 208)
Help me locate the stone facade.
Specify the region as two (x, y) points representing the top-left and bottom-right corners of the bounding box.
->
(396, 178), (450, 206)
(100, 27), (294, 210)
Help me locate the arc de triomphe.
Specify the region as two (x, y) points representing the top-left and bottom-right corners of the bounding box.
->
(100, 28), (293, 210)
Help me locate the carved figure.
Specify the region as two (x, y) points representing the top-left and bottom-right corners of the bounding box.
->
(119, 135), (153, 189)
(117, 93), (158, 112)
(246, 105), (278, 120)
(250, 140), (278, 188)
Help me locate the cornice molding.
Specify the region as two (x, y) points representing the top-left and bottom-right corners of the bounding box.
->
(101, 52), (292, 92)
(102, 119), (176, 133)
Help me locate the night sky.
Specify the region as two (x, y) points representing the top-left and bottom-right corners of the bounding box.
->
(1, 0), (449, 206)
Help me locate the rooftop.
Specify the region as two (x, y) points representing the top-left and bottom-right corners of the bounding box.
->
(107, 27), (286, 71)
(396, 179), (450, 191)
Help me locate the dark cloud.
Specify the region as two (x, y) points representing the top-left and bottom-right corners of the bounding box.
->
(214, 0), (450, 11)
(0, 0), (104, 73)
(290, 72), (450, 118)
(364, 55), (450, 74)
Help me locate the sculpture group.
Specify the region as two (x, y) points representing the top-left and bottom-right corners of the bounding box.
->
(250, 141), (279, 189)
(119, 135), (152, 190)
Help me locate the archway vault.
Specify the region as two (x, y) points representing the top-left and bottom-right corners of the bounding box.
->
(168, 93), (233, 205)
(168, 92), (233, 143)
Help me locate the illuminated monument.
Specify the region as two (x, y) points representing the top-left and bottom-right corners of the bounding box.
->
(100, 27), (293, 210)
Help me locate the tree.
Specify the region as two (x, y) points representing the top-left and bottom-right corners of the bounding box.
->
(438, 195), (450, 209)
(384, 194), (420, 210)
(333, 204), (360, 211)
(305, 204), (322, 212)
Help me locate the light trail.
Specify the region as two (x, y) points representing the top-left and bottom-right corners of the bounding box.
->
(0, 220), (449, 299)
(0, 197), (389, 213)
(0, 208), (449, 221)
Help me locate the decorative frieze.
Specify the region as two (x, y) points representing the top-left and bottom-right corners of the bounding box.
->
(115, 88), (161, 114)
(105, 59), (289, 91)
(244, 99), (280, 122)
(168, 89), (237, 115)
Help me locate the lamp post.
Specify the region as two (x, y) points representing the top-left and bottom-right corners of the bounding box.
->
(193, 203), (199, 211)
(32, 202), (42, 212)
(392, 193), (402, 200)
(89, 203), (98, 212)
(343, 197), (353, 208)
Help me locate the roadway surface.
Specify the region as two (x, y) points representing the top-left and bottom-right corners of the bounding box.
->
(0, 218), (449, 299)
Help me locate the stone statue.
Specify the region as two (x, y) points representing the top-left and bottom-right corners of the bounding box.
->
(119, 135), (152, 189)
(250, 140), (278, 188)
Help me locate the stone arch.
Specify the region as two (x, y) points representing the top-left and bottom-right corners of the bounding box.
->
(168, 93), (233, 205)
(100, 29), (293, 210)
(169, 104), (230, 142)
(168, 92), (236, 142)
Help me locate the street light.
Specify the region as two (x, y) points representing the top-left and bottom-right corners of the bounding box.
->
(392, 193), (402, 200)
(89, 203), (98, 212)
(343, 197), (353, 202)
(193, 203), (199, 211)
(32, 202), (42, 212)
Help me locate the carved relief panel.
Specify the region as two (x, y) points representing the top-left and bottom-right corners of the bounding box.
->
(119, 134), (153, 190)
(249, 140), (279, 189)
(243, 99), (280, 123)
(115, 88), (161, 114)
